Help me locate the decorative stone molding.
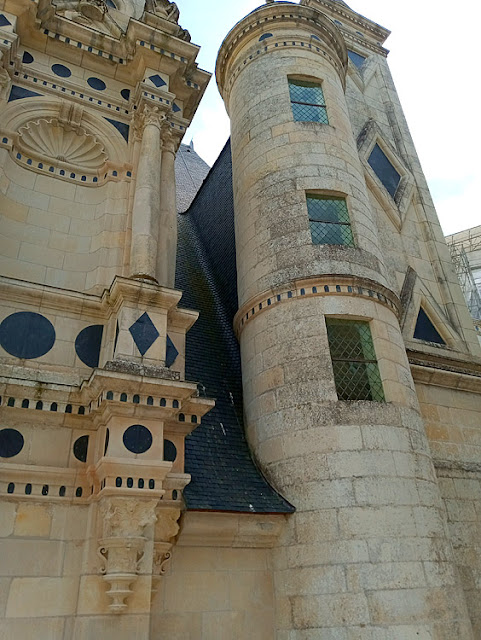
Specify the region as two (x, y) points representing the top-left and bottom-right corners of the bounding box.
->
(142, 105), (168, 131)
(148, 0), (180, 23)
(234, 274), (401, 337)
(0, 100), (134, 185)
(0, 67), (11, 101)
(152, 506), (180, 576)
(357, 118), (415, 228)
(216, 3), (348, 105)
(409, 350), (481, 394)
(78, 0), (108, 22)
(303, 0), (390, 55)
(153, 541), (173, 576)
(160, 124), (176, 153)
(132, 103), (168, 141)
(17, 119), (107, 169)
(97, 496), (158, 613)
(99, 496), (158, 539)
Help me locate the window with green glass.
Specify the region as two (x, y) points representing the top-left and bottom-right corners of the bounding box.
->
(326, 319), (385, 402)
(306, 195), (354, 246)
(288, 79), (328, 124)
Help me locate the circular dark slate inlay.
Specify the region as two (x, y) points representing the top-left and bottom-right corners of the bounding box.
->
(0, 428), (24, 458)
(75, 325), (104, 368)
(120, 88), (130, 101)
(163, 439), (177, 462)
(52, 63), (72, 78)
(87, 77), (106, 91)
(123, 424), (152, 455)
(22, 51), (34, 64)
(73, 435), (89, 463)
(0, 312), (55, 359)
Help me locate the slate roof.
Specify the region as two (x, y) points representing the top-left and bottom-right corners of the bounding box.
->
(175, 142), (210, 213)
(175, 141), (294, 514)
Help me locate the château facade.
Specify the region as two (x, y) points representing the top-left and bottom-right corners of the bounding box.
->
(0, 1), (480, 638)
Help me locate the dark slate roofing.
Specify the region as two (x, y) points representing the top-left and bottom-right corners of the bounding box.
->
(175, 141), (294, 514)
(175, 142), (210, 213)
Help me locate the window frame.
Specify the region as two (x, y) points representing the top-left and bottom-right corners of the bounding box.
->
(367, 142), (402, 200)
(306, 193), (355, 247)
(325, 317), (385, 402)
(288, 77), (329, 124)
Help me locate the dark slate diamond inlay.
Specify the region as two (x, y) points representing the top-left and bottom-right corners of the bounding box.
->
(149, 74), (166, 88)
(166, 335), (179, 368)
(0, 14), (12, 27)
(129, 312), (159, 356)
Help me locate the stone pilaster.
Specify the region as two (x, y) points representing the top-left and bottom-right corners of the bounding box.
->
(156, 126), (180, 288)
(129, 105), (166, 283)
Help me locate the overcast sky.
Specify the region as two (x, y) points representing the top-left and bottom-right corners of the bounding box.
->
(179, 0), (480, 236)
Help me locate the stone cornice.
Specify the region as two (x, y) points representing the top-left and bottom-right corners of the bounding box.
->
(33, 0), (199, 65)
(234, 274), (401, 338)
(8, 0), (210, 123)
(409, 348), (481, 394)
(0, 275), (194, 320)
(301, 0), (390, 48)
(216, 3), (348, 101)
(435, 460), (481, 476)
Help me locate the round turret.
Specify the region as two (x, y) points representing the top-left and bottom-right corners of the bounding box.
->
(216, 2), (474, 637)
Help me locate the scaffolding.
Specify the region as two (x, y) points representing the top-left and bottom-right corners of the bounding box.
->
(446, 227), (481, 320)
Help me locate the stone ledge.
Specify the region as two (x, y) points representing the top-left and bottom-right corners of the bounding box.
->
(234, 273), (400, 337)
(177, 511), (288, 549)
(103, 359), (180, 381)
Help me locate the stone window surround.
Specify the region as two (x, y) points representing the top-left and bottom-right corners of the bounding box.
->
(357, 119), (415, 229)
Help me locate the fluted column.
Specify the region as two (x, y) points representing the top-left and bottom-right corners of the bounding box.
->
(156, 127), (178, 288)
(129, 106), (165, 282)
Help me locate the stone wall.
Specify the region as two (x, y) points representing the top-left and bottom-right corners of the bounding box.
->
(151, 544), (275, 639)
(0, 148), (129, 294)
(436, 467), (481, 638)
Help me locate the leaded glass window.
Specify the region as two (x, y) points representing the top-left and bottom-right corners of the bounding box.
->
(347, 50), (366, 69)
(288, 79), (328, 124)
(326, 319), (385, 402)
(307, 195), (354, 246)
(368, 144), (401, 198)
(413, 308), (445, 344)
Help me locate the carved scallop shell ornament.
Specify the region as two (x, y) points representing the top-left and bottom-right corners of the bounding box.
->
(17, 119), (107, 169)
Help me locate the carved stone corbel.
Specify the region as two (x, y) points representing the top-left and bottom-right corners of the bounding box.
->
(151, 507), (181, 594)
(0, 67), (11, 102)
(97, 496), (158, 613)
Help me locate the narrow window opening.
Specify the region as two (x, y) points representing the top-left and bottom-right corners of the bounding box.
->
(289, 79), (328, 124)
(307, 195), (354, 246)
(326, 318), (384, 402)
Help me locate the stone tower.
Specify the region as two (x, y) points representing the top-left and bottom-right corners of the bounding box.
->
(217, 0), (480, 637)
